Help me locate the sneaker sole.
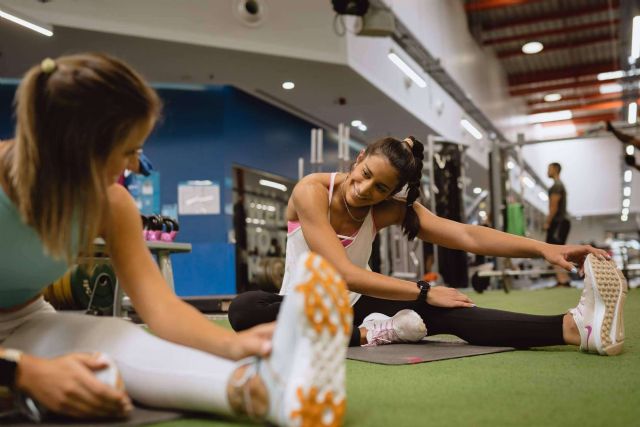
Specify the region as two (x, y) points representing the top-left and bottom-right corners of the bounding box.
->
(586, 254), (628, 356)
(289, 252), (352, 426)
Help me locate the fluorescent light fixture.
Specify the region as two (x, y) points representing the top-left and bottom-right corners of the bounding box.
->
(624, 186), (632, 197)
(473, 187), (482, 194)
(0, 7), (53, 37)
(388, 51), (427, 88)
(282, 81), (295, 90)
(623, 198), (631, 208)
(507, 161), (515, 170)
(621, 214), (629, 222)
(597, 70), (625, 81)
(522, 176), (535, 188)
(460, 119), (483, 140)
(538, 191), (549, 201)
(527, 110), (572, 124)
(351, 120), (362, 127)
(627, 145), (635, 156)
(629, 102), (638, 124)
(622, 207), (630, 216)
(599, 83), (623, 94)
(632, 16), (640, 61)
(522, 41), (544, 54)
(543, 93), (562, 102)
(259, 179), (287, 192)
(358, 124), (367, 132)
(625, 169), (633, 182)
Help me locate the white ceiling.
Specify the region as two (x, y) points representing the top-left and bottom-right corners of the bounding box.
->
(0, 0), (633, 221)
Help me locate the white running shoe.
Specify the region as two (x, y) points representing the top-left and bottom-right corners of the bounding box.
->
(570, 254), (628, 355)
(360, 309), (427, 346)
(239, 252), (352, 426)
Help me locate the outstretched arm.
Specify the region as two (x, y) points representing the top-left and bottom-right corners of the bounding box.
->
(415, 202), (609, 271)
(104, 184), (273, 361)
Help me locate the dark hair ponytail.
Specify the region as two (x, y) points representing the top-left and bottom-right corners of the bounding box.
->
(362, 135), (424, 240)
(401, 136), (424, 240)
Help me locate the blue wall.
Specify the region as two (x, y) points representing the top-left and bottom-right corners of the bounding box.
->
(0, 84), (317, 296)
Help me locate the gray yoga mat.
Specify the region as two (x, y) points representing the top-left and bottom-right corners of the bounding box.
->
(3, 405), (183, 427)
(347, 337), (515, 365)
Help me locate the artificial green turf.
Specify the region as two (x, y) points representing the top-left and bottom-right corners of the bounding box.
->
(155, 287), (640, 427)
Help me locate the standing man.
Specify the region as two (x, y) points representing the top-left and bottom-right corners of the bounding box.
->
(544, 162), (571, 287)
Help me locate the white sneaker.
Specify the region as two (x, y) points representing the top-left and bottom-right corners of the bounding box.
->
(242, 252), (352, 426)
(570, 254), (628, 355)
(360, 309), (427, 346)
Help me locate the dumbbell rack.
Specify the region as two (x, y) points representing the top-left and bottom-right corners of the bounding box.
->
(92, 238), (192, 317)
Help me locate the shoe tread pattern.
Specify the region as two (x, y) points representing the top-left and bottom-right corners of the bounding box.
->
(291, 252), (352, 426)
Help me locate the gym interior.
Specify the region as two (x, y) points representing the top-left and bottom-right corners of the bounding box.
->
(0, 1), (639, 426)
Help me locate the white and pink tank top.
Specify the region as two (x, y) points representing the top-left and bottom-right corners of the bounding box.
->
(279, 173), (376, 306)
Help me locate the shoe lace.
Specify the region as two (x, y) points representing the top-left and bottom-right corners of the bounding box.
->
(365, 318), (400, 346)
(571, 290), (588, 317)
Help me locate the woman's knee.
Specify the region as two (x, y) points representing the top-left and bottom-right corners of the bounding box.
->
(228, 291), (281, 332)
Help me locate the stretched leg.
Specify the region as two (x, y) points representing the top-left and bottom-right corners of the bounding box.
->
(352, 295), (567, 349)
(3, 305), (236, 414)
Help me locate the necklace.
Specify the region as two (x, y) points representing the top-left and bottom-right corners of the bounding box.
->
(340, 176), (368, 223)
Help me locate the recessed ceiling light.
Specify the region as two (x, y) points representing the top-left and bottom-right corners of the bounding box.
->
(522, 41), (544, 54)
(544, 93), (562, 102)
(473, 187), (482, 194)
(358, 124), (367, 132)
(282, 81), (295, 90)
(627, 145), (635, 156)
(351, 120), (362, 127)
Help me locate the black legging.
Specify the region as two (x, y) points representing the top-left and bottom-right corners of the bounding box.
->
(228, 291), (565, 348)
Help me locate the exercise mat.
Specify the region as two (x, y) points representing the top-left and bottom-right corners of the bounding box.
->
(347, 337), (514, 365)
(3, 405), (183, 427)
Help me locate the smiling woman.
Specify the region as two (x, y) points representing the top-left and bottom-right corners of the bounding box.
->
(228, 134), (625, 357)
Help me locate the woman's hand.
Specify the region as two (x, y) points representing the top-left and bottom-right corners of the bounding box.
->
(426, 286), (475, 308)
(15, 353), (132, 419)
(227, 322), (275, 361)
(541, 244), (610, 274)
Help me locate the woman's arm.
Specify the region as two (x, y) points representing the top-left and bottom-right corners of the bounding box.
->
(414, 202), (608, 271)
(103, 185), (272, 360)
(292, 180), (473, 307)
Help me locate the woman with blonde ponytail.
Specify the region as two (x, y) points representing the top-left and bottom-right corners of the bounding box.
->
(229, 135), (625, 357)
(0, 54), (352, 427)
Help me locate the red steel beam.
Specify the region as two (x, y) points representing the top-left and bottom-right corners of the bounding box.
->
(508, 61), (615, 86)
(483, 19), (618, 45)
(510, 78), (615, 97)
(530, 99), (623, 114)
(541, 112), (618, 126)
(497, 34), (617, 59)
(481, 2), (619, 31)
(465, 0), (544, 12)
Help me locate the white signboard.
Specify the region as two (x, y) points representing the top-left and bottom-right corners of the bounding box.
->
(178, 181), (220, 215)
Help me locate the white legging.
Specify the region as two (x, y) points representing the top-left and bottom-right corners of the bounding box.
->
(0, 297), (235, 415)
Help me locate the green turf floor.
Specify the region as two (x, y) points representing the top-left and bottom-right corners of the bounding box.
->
(155, 287), (640, 427)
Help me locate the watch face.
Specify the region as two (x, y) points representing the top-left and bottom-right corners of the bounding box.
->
(0, 358), (18, 387)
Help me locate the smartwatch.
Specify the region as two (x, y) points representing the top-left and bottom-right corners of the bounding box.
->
(0, 349), (22, 390)
(416, 280), (431, 303)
